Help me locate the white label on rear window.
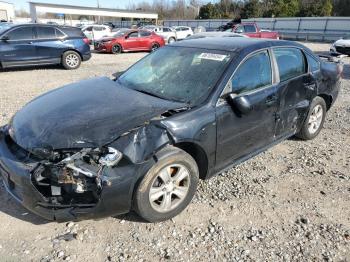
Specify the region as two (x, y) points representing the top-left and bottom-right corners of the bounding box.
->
(198, 53), (228, 61)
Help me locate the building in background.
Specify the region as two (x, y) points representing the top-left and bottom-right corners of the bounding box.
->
(28, 2), (158, 27)
(0, 1), (15, 21)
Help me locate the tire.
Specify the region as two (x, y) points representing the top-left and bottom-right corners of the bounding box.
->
(151, 42), (160, 52)
(134, 146), (199, 222)
(168, 37), (176, 44)
(111, 44), (122, 54)
(296, 96), (327, 140)
(62, 51), (81, 70)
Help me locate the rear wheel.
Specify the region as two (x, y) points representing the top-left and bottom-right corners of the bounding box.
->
(62, 51), (81, 70)
(134, 146), (199, 222)
(111, 44), (122, 54)
(151, 43), (160, 52)
(296, 96), (327, 140)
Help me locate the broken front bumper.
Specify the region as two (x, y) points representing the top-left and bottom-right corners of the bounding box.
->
(0, 129), (148, 222)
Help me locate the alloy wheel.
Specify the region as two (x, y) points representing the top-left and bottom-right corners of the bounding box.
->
(65, 54), (79, 68)
(149, 164), (190, 213)
(151, 43), (160, 51)
(308, 104), (323, 134)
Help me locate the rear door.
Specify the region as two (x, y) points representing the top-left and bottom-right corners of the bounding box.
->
(138, 30), (152, 49)
(273, 47), (316, 138)
(33, 26), (65, 63)
(216, 49), (278, 170)
(0, 26), (36, 66)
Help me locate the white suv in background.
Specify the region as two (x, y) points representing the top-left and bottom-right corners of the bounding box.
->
(142, 26), (177, 44)
(82, 25), (111, 43)
(172, 26), (194, 40)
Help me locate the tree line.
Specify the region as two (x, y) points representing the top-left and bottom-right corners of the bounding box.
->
(199, 0), (350, 19)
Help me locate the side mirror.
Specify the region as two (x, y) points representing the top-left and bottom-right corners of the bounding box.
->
(226, 93), (252, 114)
(112, 71), (125, 80)
(125, 35), (129, 39)
(1, 35), (9, 41)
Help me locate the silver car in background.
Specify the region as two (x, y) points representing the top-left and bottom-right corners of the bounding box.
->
(142, 26), (177, 44)
(185, 31), (247, 40)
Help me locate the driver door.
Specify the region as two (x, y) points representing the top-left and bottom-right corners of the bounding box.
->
(215, 49), (278, 170)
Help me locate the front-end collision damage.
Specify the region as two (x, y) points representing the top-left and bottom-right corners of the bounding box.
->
(30, 147), (123, 208)
(18, 123), (172, 219)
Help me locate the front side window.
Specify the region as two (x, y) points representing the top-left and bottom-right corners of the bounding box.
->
(6, 27), (34, 40)
(128, 32), (138, 38)
(306, 53), (320, 72)
(36, 26), (56, 39)
(234, 26), (245, 33)
(93, 26), (103, 31)
(231, 51), (272, 94)
(117, 46), (231, 105)
(84, 27), (92, 32)
(273, 48), (306, 82)
(163, 27), (170, 32)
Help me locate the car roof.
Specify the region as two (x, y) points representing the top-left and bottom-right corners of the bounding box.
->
(170, 37), (306, 52)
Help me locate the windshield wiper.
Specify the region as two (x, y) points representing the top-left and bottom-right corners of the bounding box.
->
(134, 89), (166, 100)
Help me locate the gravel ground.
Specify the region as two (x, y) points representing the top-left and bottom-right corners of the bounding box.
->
(0, 43), (349, 262)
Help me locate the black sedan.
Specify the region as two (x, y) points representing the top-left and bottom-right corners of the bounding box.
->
(0, 38), (342, 222)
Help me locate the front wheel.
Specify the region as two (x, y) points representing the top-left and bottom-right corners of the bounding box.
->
(62, 51), (81, 70)
(134, 146), (199, 222)
(296, 96), (327, 140)
(168, 37), (176, 44)
(111, 44), (122, 54)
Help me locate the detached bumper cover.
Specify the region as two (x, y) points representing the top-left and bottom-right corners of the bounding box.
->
(0, 129), (146, 221)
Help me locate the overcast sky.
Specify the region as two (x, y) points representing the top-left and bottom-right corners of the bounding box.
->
(7, 0), (148, 10)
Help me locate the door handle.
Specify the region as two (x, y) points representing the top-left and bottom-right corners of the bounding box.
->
(265, 95), (277, 106)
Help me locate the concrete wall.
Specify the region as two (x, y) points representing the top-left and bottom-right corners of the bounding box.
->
(163, 17), (350, 42)
(0, 1), (15, 21)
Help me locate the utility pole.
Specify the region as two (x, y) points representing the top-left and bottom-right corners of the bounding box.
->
(97, 0), (100, 24)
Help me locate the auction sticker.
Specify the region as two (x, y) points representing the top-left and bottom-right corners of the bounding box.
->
(198, 53), (228, 61)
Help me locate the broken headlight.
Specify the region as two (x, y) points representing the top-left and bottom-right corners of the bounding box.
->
(99, 147), (123, 167)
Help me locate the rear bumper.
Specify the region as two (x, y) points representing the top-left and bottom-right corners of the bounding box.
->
(82, 53), (92, 61)
(0, 128), (144, 222)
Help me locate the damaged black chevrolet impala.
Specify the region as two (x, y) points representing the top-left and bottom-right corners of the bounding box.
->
(0, 38), (342, 222)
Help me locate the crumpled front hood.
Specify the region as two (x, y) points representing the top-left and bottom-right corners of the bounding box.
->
(9, 77), (184, 152)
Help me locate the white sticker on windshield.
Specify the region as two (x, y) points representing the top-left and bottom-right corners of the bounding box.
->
(198, 53), (228, 61)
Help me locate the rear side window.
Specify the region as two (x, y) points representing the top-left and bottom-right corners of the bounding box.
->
(36, 26), (56, 39)
(181, 27), (189, 31)
(244, 25), (256, 33)
(273, 48), (306, 82)
(84, 27), (92, 32)
(306, 53), (320, 72)
(232, 51), (272, 94)
(6, 27), (34, 40)
(140, 31), (151, 37)
(55, 28), (65, 38)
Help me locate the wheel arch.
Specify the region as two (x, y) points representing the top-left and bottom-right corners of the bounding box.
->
(318, 93), (333, 111)
(62, 49), (83, 60)
(174, 142), (209, 180)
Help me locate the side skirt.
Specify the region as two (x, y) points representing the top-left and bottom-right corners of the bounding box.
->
(208, 132), (295, 179)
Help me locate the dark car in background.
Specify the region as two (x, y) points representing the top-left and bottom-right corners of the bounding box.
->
(0, 24), (91, 70)
(0, 38), (342, 222)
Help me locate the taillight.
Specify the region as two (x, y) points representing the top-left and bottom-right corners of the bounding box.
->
(83, 38), (90, 44)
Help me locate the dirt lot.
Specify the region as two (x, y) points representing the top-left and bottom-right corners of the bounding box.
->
(0, 43), (349, 262)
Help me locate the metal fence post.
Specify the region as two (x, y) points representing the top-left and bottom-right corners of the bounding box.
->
(323, 17), (329, 42)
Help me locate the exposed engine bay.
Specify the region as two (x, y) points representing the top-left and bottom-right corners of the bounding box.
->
(31, 147), (122, 206)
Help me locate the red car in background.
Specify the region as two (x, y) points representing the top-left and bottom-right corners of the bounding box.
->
(94, 29), (165, 54)
(226, 22), (279, 39)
